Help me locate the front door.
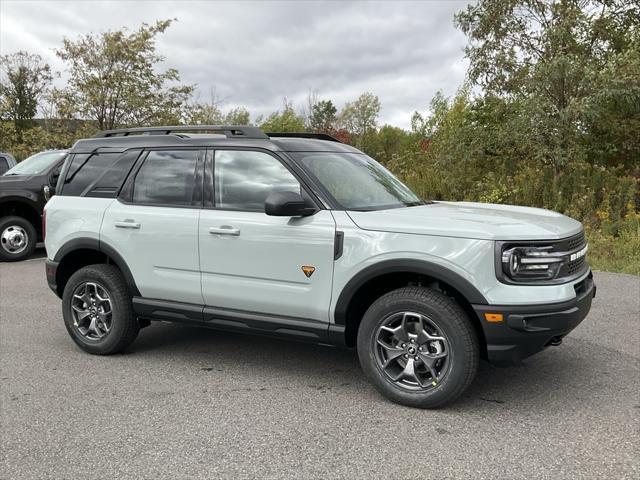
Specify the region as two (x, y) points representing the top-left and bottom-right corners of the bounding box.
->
(199, 149), (336, 322)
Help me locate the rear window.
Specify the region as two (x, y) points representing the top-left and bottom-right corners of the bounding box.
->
(85, 151), (140, 198)
(61, 153), (120, 196)
(60, 151), (141, 197)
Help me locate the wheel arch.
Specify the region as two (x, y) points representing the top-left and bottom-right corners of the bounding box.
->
(0, 197), (42, 236)
(53, 238), (140, 298)
(334, 259), (488, 355)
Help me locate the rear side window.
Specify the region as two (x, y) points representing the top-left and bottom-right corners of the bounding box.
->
(85, 151), (140, 198)
(62, 153), (120, 196)
(132, 150), (199, 206)
(0, 157), (8, 175)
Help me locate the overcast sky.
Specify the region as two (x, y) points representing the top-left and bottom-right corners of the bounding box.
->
(0, 0), (471, 128)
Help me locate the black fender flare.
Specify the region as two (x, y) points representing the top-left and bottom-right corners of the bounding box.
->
(0, 195), (42, 218)
(0, 191), (40, 205)
(333, 259), (488, 325)
(53, 237), (141, 297)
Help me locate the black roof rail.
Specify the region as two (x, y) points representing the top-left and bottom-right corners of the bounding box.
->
(267, 132), (342, 143)
(94, 125), (269, 139)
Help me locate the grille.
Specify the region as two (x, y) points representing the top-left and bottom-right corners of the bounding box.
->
(567, 232), (586, 250)
(556, 230), (588, 279)
(567, 255), (586, 275)
(554, 231), (586, 252)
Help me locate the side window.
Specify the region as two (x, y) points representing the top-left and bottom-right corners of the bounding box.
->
(214, 150), (300, 211)
(0, 157), (8, 175)
(86, 150), (140, 198)
(62, 153), (120, 196)
(132, 150), (199, 206)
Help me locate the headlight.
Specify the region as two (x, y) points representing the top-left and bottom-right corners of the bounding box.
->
(501, 246), (564, 281)
(496, 233), (589, 284)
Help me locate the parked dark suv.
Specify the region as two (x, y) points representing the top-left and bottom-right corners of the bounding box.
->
(0, 150), (67, 261)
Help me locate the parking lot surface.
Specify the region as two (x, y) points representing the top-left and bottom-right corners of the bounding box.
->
(1, 251), (639, 479)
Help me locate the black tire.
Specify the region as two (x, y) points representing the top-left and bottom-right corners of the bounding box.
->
(62, 264), (139, 355)
(0, 216), (37, 262)
(357, 286), (479, 408)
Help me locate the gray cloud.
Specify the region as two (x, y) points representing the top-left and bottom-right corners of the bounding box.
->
(0, 0), (470, 128)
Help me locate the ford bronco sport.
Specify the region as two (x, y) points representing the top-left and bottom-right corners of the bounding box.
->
(44, 126), (595, 408)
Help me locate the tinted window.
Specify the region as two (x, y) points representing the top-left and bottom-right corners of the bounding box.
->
(62, 153), (120, 196)
(86, 150), (140, 198)
(0, 158), (8, 175)
(215, 150), (300, 211)
(133, 150), (199, 205)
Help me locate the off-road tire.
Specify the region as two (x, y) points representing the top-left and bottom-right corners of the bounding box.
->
(357, 286), (479, 408)
(62, 264), (139, 355)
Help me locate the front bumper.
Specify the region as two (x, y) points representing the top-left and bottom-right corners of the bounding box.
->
(473, 272), (595, 365)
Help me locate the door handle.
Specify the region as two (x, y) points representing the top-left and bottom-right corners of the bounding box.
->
(209, 225), (240, 236)
(115, 220), (141, 229)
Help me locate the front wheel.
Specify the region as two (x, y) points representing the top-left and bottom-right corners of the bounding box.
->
(357, 286), (479, 408)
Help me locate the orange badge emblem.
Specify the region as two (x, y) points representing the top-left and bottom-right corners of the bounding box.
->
(301, 266), (316, 278)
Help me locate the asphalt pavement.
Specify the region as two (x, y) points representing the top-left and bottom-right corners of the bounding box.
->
(1, 250), (638, 479)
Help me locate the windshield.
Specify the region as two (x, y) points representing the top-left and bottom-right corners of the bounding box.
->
(4, 151), (67, 176)
(293, 152), (422, 210)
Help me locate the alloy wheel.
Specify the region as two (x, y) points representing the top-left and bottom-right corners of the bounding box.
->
(71, 282), (113, 340)
(374, 311), (450, 391)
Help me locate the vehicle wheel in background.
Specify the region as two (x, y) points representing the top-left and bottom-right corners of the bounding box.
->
(0, 216), (37, 262)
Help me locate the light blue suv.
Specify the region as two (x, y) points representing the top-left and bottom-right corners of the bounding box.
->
(44, 126), (595, 407)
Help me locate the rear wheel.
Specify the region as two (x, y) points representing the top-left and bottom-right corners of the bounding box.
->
(0, 216), (37, 262)
(357, 286), (479, 408)
(62, 264), (139, 355)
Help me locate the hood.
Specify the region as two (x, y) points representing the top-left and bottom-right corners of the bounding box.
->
(0, 174), (32, 182)
(347, 201), (583, 241)
(0, 174), (40, 188)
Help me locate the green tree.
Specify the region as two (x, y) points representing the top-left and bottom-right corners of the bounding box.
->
(0, 51), (52, 140)
(339, 92), (381, 135)
(260, 99), (305, 132)
(186, 87), (251, 126)
(186, 89), (223, 125)
(308, 99), (337, 132)
(54, 19), (194, 130)
(224, 107), (250, 125)
(455, 0), (640, 178)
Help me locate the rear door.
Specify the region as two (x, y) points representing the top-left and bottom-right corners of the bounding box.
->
(100, 149), (204, 304)
(199, 149), (336, 322)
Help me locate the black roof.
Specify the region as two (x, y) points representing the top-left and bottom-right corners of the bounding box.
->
(70, 126), (360, 154)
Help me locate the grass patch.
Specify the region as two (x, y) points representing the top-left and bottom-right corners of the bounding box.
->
(586, 219), (640, 276)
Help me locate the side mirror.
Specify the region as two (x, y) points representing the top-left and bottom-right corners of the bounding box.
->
(265, 191), (315, 217)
